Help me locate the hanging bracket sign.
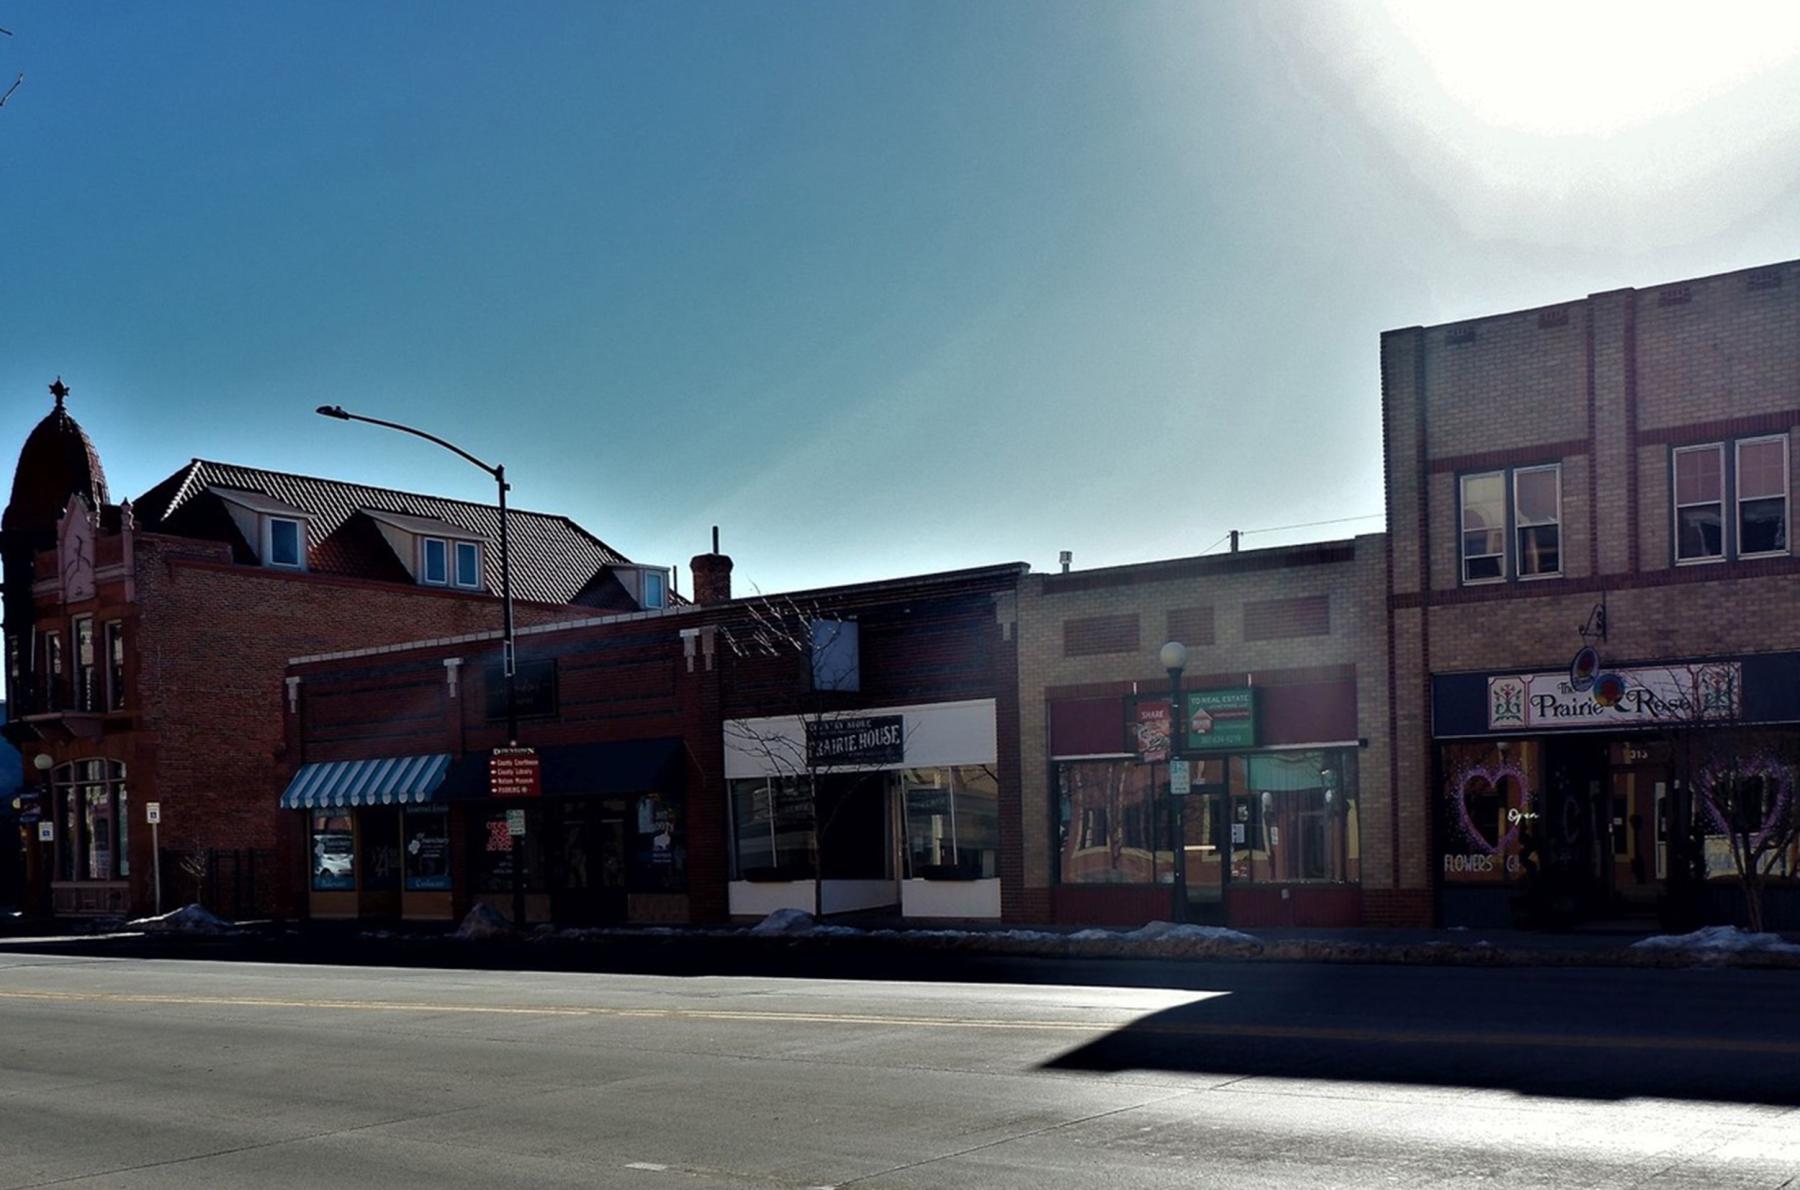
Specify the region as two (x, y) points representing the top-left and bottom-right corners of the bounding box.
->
(490, 746), (543, 798)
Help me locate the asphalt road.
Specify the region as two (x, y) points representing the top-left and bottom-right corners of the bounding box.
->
(1, 951), (1797, 1188)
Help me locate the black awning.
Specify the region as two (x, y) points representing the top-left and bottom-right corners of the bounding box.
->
(440, 738), (683, 801)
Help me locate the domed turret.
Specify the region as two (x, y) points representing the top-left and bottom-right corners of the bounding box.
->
(3, 379), (110, 535)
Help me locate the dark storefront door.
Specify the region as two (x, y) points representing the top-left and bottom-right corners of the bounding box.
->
(547, 799), (628, 925)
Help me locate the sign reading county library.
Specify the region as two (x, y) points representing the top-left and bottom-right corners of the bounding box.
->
(1487, 662), (1742, 731)
(489, 746), (543, 798)
(806, 715), (905, 767)
(1182, 689), (1256, 751)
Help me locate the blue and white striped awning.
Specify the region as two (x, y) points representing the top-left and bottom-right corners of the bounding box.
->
(279, 754), (452, 810)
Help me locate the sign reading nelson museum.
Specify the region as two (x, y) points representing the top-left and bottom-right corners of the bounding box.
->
(806, 715), (905, 766)
(1486, 662), (1741, 731)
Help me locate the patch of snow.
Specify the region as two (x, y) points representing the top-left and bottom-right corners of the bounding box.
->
(750, 908), (818, 936)
(1124, 921), (1259, 945)
(1067, 929), (1115, 941)
(454, 903), (516, 941)
(1631, 925), (1800, 955)
(128, 903), (237, 934)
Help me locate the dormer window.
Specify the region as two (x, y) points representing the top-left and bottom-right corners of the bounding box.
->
(455, 541), (481, 588)
(268, 517), (304, 569)
(421, 537), (449, 585)
(643, 570), (666, 608)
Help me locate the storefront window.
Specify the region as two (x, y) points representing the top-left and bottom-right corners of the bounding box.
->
(310, 813), (356, 891)
(630, 793), (685, 891)
(902, 766), (999, 879)
(471, 808), (545, 893)
(1056, 760), (1165, 884)
(403, 807), (452, 891)
(1439, 740), (1539, 883)
(731, 777), (816, 880)
(1230, 750), (1359, 885)
(52, 760), (128, 883)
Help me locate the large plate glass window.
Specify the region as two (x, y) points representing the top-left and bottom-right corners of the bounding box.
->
(402, 807), (452, 890)
(1460, 471), (1506, 582)
(1056, 760), (1165, 884)
(1674, 444), (1725, 562)
(902, 766), (999, 879)
(310, 813), (356, 890)
(1736, 436), (1789, 557)
(51, 760), (129, 883)
(1513, 465), (1561, 578)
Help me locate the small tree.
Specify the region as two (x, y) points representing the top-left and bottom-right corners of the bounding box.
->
(720, 594), (907, 918)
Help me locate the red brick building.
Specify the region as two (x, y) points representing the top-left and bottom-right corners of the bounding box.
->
(281, 552), (1025, 925)
(1383, 258), (1800, 928)
(1, 383), (672, 918)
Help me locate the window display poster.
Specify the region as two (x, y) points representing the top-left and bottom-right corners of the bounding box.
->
(310, 813), (356, 891)
(404, 808), (451, 891)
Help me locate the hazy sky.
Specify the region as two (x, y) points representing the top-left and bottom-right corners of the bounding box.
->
(6, 2), (1800, 596)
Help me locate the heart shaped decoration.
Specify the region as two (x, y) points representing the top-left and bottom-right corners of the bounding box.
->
(1447, 759), (1533, 856)
(1698, 756), (1793, 851)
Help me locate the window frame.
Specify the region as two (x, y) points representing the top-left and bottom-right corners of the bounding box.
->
(1672, 442), (1728, 565)
(1457, 469), (1508, 585)
(421, 537), (449, 586)
(642, 569), (666, 608)
(72, 615), (96, 712)
(452, 540), (482, 589)
(104, 620), (125, 711)
(1511, 463), (1563, 581)
(1734, 434), (1791, 560)
(42, 629), (63, 711)
(265, 516), (306, 570)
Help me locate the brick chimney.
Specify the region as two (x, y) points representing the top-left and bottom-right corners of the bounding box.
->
(690, 526), (733, 605)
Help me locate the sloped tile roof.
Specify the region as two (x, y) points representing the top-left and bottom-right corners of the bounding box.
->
(135, 460), (629, 605)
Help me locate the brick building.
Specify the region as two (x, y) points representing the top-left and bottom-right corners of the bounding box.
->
(1, 383), (672, 918)
(1013, 537), (1394, 927)
(1383, 258), (1800, 928)
(281, 550), (1025, 925)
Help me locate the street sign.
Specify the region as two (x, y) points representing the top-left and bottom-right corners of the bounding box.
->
(490, 747), (542, 798)
(1169, 759), (1192, 796)
(37, 822), (54, 843)
(146, 802), (161, 825)
(505, 808), (527, 837)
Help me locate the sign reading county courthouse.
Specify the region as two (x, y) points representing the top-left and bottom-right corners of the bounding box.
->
(1488, 662), (1741, 731)
(806, 715), (905, 766)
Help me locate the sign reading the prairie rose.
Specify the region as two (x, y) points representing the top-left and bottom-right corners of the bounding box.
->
(1182, 689), (1257, 751)
(489, 746), (543, 798)
(1486, 662), (1741, 731)
(806, 715), (905, 767)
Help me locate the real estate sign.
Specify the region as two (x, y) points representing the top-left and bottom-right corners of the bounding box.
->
(1183, 688), (1256, 751)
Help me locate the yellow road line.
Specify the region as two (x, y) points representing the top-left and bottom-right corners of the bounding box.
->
(1, 988), (1797, 1055)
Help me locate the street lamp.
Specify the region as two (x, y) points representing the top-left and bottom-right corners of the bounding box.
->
(1160, 640), (1187, 924)
(315, 405), (518, 742)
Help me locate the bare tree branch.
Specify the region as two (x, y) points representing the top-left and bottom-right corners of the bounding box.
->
(0, 72), (22, 109)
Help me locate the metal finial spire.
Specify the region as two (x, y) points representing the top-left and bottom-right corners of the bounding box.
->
(48, 377), (69, 409)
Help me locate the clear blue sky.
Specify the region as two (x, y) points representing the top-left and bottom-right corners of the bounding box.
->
(6, 2), (1800, 595)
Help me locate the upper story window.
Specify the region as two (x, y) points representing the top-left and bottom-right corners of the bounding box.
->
(1737, 436), (1789, 558)
(422, 537), (449, 585)
(73, 616), (96, 712)
(105, 621), (125, 711)
(267, 517), (305, 569)
(1673, 438), (1787, 564)
(42, 630), (63, 711)
(454, 541), (482, 589)
(1674, 444), (1725, 563)
(1514, 465), (1562, 579)
(1460, 472), (1507, 583)
(1460, 464), (1563, 585)
(643, 569), (666, 608)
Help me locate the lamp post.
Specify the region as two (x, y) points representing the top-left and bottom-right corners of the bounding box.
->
(1160, 640), (1187, 924)
(316, 405), (522, 924)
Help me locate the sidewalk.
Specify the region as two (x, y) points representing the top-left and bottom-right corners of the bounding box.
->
(3, 907), (1798, 973)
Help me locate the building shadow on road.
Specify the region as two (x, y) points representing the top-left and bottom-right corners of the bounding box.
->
(1041, 985), (1800, 1107)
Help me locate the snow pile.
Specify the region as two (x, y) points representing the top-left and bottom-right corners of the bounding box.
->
(1631, 926), (1800, 956)
(454, 902), (517, 941)
(750, 908), (820, 936)
(128, 903), (238, 934)
(1125, 921), (1259, 946)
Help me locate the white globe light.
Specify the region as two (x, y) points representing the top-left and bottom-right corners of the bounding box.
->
(1159, 641), (1187, 671)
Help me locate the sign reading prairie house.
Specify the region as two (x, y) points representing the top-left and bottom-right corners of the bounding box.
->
(1487, 663), (1743, 731)
(806, 715), (905, 767)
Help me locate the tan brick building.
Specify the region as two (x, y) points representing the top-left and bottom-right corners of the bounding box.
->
(1383, 258), (1800, 929)
(1013, 536), (1396, 927)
